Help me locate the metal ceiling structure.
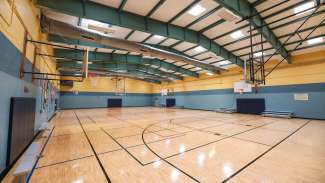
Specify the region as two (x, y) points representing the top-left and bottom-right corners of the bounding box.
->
(35, 0), (325, 83)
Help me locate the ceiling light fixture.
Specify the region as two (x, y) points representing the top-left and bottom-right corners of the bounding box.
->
(188, 4), (206, 16)
(254, 52), (263, 58)
(194, 46), (206, 52)
(294, 1), (315, 16)
(153, 35), (165, 40)
(218, 60), (231, 65)
(230, 30), (244, 39)
(307, 37), (323, 45)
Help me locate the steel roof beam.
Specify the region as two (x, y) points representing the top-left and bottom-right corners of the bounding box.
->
(54, 48), (194, 79)
(60, 68), (162, 83)
(213, 0), (290, 63)
(223, 12), (325, 51)
(58, 62), (183, 80)
(50, 36), (199, 77)
(36, 0), (244, 67)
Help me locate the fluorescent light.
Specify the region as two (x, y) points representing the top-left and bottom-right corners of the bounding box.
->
(218, 60), (231, 65)
(206, 72), (214, 76)
(195, 67), (202, 70)
(77, 61), (93, 64)
(188, 4), (206, 16)
(307, 37), (323, 45)
(230, 30), (244, 39)
(81, 18), (109, 28)
(153, 35), (164, 39)
(254, 52), (263, 58)
(294, 1), (315, 15)
(194, 46), (206, 52)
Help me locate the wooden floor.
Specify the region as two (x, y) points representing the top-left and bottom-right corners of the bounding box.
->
(3, 107), (325, 183)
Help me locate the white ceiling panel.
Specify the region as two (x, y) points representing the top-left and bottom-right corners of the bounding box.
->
(160, 38), (179, 46)
(145, 35), (167, 44)
(172, 0), (218, 27)
(204, 18), (249, 39)
(90, 0), (122, 8)
(173, 42), (196, 51)
(150, 0), (195, 22)
(123, 0), (160, 16)
(272, 14), (325, 37)
(189, 9), (222, 31)
(127, 31), (151, 42)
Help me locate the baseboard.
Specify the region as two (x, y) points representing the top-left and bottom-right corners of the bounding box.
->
(59, 105), (154, 110)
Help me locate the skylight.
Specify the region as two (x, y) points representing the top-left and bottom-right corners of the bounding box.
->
(254, 52), (263, 58)
(77, 61), (93, 64)
(294, 1), (315, 16)
(230, 30), (244, 39)
(194, 46), (206, 52)
(81, 19), (109, 28)
(153, 35), (165, 40)
(188, 4), (206, 16)
(307, 37), (323, 45)
(218, 60), (231, 65)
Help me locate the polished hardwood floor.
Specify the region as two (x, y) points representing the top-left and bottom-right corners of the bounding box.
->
(3, 107), (325, 183)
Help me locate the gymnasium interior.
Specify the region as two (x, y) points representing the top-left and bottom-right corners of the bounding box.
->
(0, 0), (325, 182)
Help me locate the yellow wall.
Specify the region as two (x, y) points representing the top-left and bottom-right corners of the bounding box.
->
(152, 50), (325, 93)
(60, 77), (154, 93)
(60, 50), (325, 94)
(0, 0), (58, 87)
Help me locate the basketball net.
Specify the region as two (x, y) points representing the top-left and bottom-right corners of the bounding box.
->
(88, 73), (97, 87)
(238, 88), (244, 95)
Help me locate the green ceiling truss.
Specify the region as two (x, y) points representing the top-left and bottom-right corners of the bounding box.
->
(213, 0), (291, 63)
(54, 49), (185, 80)
(49, 35), (199, 77)
(36, 0), (244, 67)
(60, 69), (163, 84)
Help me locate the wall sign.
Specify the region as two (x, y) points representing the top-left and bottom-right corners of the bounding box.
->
(294, 93), (309, 101)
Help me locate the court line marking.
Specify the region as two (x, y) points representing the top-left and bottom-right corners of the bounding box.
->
(230, 137), (272, 147)
(144, 120), (276, 165)
(90, 118), (184, 166)
(36, 155), (95, 169)
(84, 108), (309, 183)
(141, 121), (201, 183)
(89, 111), (277, 167)
(27, 123), (55, 182)
(87, 116), (188, 166)
(221, 120), (312, 183)
(101, 128), (147, 166)
(74, 111), (112, 183)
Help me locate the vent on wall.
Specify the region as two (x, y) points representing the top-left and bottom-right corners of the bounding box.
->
(217, 8), (240, 22)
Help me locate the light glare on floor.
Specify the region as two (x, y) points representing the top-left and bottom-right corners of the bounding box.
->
(188, 4), (206, 16)
(307, 37), (323, 45)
